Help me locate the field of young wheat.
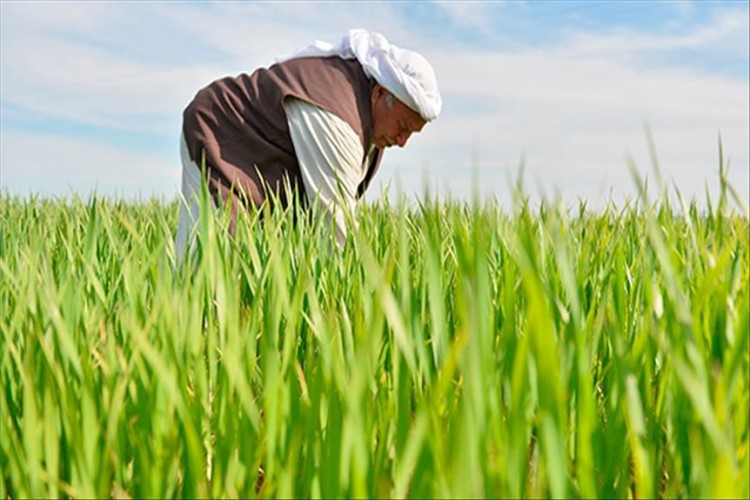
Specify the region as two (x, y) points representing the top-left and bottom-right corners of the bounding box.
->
(1, 175), (748, 498)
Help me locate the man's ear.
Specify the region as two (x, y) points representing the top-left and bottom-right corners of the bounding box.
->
(371, 83), (384, 105)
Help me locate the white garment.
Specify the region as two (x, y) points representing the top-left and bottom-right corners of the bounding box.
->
(174, 132), (209, 264)
(280, 29), (442, 121)
(174, 100), (371, 258)
(285, 98), (373, 246)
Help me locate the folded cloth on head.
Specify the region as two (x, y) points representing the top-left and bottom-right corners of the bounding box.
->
(279, 29), (442, 122)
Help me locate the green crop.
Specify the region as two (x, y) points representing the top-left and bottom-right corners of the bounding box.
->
(1, 170), (748, 498)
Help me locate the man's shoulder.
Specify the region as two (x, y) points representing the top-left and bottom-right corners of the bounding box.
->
(272, 56), (366, 81)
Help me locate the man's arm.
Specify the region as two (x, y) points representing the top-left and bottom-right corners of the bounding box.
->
(284, 98), (368, 246)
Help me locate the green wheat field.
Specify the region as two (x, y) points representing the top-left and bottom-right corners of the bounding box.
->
(1, 169), (748, 498)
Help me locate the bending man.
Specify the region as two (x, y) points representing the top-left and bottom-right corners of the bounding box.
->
(175, 29), (442, 262)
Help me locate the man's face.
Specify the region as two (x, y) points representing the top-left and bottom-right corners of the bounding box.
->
(370, 84), (427, 149)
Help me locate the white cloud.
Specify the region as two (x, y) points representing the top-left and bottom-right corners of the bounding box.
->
(0, 1), (110, 36)
(564, 8), (749, 57)
(0, 2), (412, 133)
(671, 0), (697, 18)
(432, 1), (507, 38)
(0, 131), (179, 198)
(152, 2), (413, 62)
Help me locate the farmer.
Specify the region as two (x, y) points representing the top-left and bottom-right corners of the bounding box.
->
(174, 29), (442, 262)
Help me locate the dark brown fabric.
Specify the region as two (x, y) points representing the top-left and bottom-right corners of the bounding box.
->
(182, 56), (383, 212)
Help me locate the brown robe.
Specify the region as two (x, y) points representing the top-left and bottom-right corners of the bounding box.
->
(182, 56), (383, 213)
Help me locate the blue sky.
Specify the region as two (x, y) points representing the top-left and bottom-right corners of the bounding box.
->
(1, 0), (748, 208)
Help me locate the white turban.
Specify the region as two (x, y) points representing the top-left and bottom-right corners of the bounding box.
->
(279, 29), (442, 122)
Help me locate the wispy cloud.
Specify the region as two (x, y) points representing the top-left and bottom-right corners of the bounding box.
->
(432, 0), (509, 39)
(0, 2), (412, 131)
(564, 7), (749, 56)
(1, 131), (178, 197)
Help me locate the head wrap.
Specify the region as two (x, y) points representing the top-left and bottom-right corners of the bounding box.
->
(279, 29), (442, 122)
